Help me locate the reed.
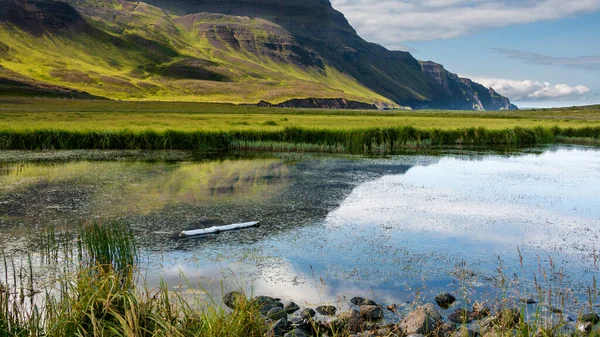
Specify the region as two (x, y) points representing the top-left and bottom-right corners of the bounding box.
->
(1, 223), (266, 337)
(1, 126), (598, 153)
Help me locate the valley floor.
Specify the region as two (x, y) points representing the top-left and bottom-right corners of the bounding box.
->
(1, 98), (599, 151)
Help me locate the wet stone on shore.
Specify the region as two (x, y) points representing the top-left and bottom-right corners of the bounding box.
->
(223, 292), (600, 337)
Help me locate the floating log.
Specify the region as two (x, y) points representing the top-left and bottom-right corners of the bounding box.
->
(179, 221), (260, 238)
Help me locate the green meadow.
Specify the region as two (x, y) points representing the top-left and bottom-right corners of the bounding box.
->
(1, 99), (599, 152)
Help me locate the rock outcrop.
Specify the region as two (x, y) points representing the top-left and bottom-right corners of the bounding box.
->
(419, 61), (518, 111)
(0, 0), (517, 110)
(256, 98), (378, 110)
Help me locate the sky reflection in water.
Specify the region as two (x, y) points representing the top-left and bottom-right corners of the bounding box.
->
(0, 147), (599, 309)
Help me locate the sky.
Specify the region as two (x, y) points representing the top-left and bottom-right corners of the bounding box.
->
(330, 0), (600, 108)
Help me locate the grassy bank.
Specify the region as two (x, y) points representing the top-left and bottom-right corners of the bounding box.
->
(2, 223), (599, 337)
(1, 126), (599, 153)
(1, 99), (599, 153)
(1, 222), (266, 337)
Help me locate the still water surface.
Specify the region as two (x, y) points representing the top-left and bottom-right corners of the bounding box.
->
(1, 146), (599, 310)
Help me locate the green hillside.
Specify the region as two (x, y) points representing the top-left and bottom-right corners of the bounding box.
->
(0, 0), (393, 105)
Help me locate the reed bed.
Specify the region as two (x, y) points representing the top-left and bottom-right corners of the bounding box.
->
(2, 223), (600, 336)
(1, 126), (599, 153)
(0, 222), (266, 337)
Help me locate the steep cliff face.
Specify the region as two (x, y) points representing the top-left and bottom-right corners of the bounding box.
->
(420, 61), (517, 110)
(0, 0), (516, 109)
(256, 98), (378, 110)
(142, 0), (512, 109)
(0, 0), (89, 34)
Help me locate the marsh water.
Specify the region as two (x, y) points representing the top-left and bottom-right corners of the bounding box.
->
(1, 146), (599, 312)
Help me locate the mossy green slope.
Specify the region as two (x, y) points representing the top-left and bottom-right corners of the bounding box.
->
(0, 0), (393, 105)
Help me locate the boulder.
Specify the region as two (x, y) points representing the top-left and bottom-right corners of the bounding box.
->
(316, 305), (337, 316)
(285, 302), (301, 314)
(351, 296), (378, 306)
(267, 317), (289, 337)
(223, 291), (245, 310)
(581, 313), (600, 324)
(267, 307), (289, 321)
(450, 326), (477, 337)
(300, 308), (316, 319)
(338, 310), (365, 334)
(435, 293), (456, 309)
(448, 308), (473, 324)
(360, 305), (384, 321)
(284, 329), (310, 337)
(254, 296), (282, 307)
(399, 305), (443, 335)
(471, 302), (491, 320)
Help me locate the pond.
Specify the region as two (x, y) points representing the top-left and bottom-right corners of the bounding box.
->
(0, 146), (599, 314)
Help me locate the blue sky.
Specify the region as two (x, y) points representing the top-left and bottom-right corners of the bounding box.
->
(331, 0), (600, 108)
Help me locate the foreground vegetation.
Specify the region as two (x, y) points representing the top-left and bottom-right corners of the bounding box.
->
(1, 222), (267, 336)
(2, 222), (599, 337)
(1, 99), (599, 153)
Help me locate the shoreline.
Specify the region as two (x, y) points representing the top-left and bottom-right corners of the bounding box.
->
(1, 126), (599, 153)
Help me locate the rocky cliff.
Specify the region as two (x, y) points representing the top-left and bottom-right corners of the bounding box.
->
(419, 61), (517, 110)
(0, 0), (517, 110)
(256, 98), (378, 110)
(141, 0), (516, 109)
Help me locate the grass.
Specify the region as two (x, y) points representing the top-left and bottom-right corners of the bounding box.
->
(2, 223), (599, 336)
(0, 99), (599, 153)
(1, 222), (267, 337)
(0, 1), (392, 105)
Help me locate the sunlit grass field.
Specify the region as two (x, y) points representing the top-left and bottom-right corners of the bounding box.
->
(0, 99), (599, 152)
(1, 98), (599, 132)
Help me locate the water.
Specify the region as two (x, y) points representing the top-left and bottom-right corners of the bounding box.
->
(1, 146), (599, 313)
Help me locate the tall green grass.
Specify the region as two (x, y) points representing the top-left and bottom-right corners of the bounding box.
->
(1, 126), (599, 153)
(1, 223), (266, 337)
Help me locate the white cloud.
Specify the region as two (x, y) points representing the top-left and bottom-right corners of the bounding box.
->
(495, 49), (600, 71)
(468, 76), (591, 101)
(330, 0), (600, 46)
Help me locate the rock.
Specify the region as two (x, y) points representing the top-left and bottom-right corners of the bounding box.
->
(481, 308), (520, 332)
(400, 305), (442, 335)
(289, 317), (313, 335)
(421, 303), (444, 322)
(260, 303), (284, 316)
(578, 322), (593, 333)
(360, 305), (384, 321)
(581, 313), (600, 324)
(435, 293), (457, 309)
(253, 295), (282, 307)
(285, 302), (301, 314)
(471, 302), (491, 320)
(254, 296), (284, 316)
(550, 307), (563, 314)
(520, 297), (537, 304)
(267, 307), (289, 321)
(223, 291), (245, 310)
(338, 310), (365, 334)
(284, 329), (309, 337)
(450, 327), (477, 337)
(316, 305), (337, 316)
(407, 334), (427, 337)
(351, 297), (378, 306)
(375, 327), (392, 336)
(267, 318), (289, 337)
(435, 323), (456, 337)
(300, 308), (316, 319)
(448, 308), (473, 324)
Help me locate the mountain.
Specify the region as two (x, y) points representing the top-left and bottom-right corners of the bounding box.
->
(0, 0), (517, 110)
(419, 61), (517, 111)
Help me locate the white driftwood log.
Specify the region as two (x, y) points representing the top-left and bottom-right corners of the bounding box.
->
(180, 221), (260, 238)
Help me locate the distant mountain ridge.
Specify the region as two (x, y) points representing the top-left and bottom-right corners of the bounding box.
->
(0, 0), (517, 110)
